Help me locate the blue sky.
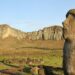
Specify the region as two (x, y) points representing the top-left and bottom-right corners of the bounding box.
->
(0, 0), (75, 32)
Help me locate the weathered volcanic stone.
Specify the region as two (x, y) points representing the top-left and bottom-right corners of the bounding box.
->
(63, 9), (75, 75)
(0, 24), (63, 40)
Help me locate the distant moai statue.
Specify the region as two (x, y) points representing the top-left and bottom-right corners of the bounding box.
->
(63, 9), (75, 75)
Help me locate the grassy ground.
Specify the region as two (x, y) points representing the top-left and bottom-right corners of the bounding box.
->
(0, 40), (64, 75)
(0, 49), (63, 66)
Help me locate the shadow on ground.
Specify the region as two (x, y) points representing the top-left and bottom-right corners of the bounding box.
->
(0, 61), (64, 75)
(43, 66), (64, 75)
(15, 46), (62, 50)
(0, 66), (64, 75)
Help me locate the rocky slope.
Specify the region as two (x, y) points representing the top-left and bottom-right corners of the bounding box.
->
(0, 24), (27, 40)
(0, 24), (63, 40)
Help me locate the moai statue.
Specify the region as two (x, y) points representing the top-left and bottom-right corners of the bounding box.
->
(63, 9), (75, 75)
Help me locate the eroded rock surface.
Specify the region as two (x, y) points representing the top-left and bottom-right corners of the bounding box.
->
(0, 24), (63, 40)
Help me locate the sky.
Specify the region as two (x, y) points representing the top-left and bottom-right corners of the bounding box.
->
(0, 0), (75, 32)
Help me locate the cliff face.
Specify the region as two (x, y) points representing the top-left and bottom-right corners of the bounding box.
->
(0, 24), (63, 40)
(0, 24), (27, 40)
(43, 26), (63, 40)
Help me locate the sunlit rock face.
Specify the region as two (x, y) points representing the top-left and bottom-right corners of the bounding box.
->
(0, 25), (10, 38)
(0, 24), (27, 40)
(43, 26), (63, 40)
(0, 24), (63, 40)
(27, 30), (43, 40)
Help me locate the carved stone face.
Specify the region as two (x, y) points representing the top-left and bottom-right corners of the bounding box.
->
(63, 14), (75, 40)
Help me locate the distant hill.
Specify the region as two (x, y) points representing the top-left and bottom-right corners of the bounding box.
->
(0, 24), (64, 50)
(0, 24), (63, 40)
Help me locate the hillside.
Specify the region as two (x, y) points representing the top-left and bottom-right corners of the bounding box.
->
(0, 24), (63, 40)
(0, 24), (64, 75)
(0, 24), (64, 50)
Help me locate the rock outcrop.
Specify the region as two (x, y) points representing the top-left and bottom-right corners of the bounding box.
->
(43, 26), (63, 40)
(0, 24), (63, 40)
(27, 26), (63, 40)
(0, 24), (27, 40)
(27, 30), (43, 40)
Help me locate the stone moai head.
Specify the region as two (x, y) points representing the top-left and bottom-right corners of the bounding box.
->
(63, 9), (75, 40)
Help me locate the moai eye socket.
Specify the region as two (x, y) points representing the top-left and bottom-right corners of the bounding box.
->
(70, 13), (75, 19)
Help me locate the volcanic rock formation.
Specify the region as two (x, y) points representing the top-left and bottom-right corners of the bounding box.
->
(0, 24), (63, 40)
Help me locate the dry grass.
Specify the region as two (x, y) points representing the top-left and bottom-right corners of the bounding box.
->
(0, 39), (64, 75)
